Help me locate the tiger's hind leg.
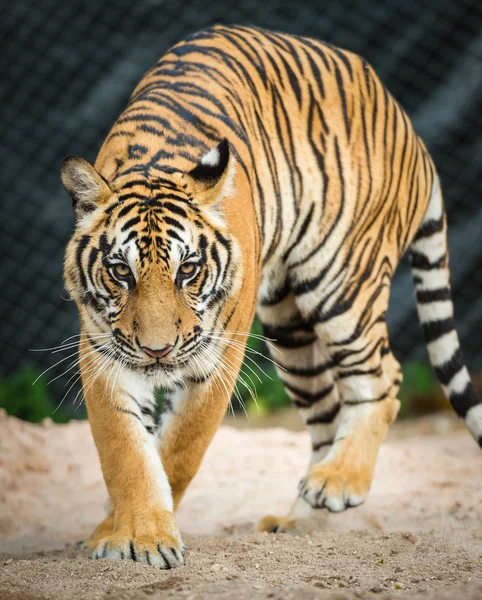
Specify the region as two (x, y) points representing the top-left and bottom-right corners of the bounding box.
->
(257, 279), (402, 528)
(298, 312), (402, 512)
(256, 293), (342, 533)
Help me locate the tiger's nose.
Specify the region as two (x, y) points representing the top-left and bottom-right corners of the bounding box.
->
(141, 345), (174, 359)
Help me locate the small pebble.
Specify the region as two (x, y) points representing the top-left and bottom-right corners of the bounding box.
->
(3, 559), (13, 566)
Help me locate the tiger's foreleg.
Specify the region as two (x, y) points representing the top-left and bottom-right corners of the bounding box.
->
(157, 341), (247, 510)
(83, 512), (114, 550)
(79, 336), (184, 568)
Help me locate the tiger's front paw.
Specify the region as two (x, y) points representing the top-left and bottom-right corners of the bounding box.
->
(298, 462), (371, 512)
(80, 514), (114, 550)
(92, 508), (184, 569)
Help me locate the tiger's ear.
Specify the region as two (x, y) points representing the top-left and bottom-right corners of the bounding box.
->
(61, 156), (112, 218)
(188, 139), (235, 206)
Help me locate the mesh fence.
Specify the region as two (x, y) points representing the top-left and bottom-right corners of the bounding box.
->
(1, 0), (482, 409)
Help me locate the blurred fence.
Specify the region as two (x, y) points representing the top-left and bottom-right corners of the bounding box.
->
(1, 0), (482, 413)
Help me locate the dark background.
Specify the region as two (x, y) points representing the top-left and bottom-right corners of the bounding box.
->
(1, 0), (481, 417)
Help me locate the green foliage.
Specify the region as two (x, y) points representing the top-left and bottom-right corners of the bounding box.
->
(0, 366), (69, 423)
(397, 361), (445, 417)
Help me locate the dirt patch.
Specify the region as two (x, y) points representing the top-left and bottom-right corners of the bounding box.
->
(0, 409), (481, 599)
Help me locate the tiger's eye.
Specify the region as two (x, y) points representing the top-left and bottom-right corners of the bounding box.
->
(112, 264), (131, 279)
(179, 262), (197, 276)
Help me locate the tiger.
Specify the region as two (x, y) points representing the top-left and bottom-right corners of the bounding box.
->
(61, 24), (482, 568)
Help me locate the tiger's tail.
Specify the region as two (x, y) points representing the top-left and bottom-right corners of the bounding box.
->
(409, 174), (482, 447)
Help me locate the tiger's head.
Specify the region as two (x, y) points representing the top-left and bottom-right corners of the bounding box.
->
(62, 139), (242, 387)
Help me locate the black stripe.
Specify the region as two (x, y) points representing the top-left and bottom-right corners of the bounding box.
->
(283, 203), (315, 262)
(329, 45), (353, 80)
(413, 217), (444, 242)
(450, 383), (480, 418)
(290, 135), (345, 272)
(422, 318), (454, 344)
(338, 366), (382, 378)
(284, 382), (334, 406)
(259, 280), (291, 306)
(263, 330), (316, 349)
(371, 75), (378, 144)
(121, 216), (141, 231)
(82, 291), (105, 314)
(292, 265), (329, 295)
(75, 235), (91, 289)
(87, 246), (99, 275)
(116, 202), (139, 218)
(118, 192), (149, 203)
(416, 288), (451, 303)
(163, 216), (184, 230)
(306, 402), (340, 425)
(138, 123), (164, 137)
(334, 61), (351, 139)
(128, 144), (148, 159)
(166, 229), (184, 243)
(123, 230), (137, 245)
(312, 439), (333, 452)
(434, 347), (465, 386)
(140, 404), (157, 422)
(116, 408), (153, 433)
(214, 229), (231, 252)
(154, 192), (192, 203)
(410, 250), (445, 270)
(343, 393), (388, 405)
(304, 48), (325, 98)
(163, 202), (188, 218)
(118, 179), (151, 190)
(130, 541), (137, 561)
(187, 372), (211, 384)
(283, 360), (335, 378)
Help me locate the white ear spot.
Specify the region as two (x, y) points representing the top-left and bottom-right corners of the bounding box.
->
(219, 160), (236, 202)
(200, 146), (220, 167)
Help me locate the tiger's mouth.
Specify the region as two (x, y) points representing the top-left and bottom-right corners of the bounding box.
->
(87, 331), (217, 383)
(111, 340), (212, 375)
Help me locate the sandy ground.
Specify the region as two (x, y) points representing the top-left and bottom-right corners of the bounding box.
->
(0, 408), (481, 599)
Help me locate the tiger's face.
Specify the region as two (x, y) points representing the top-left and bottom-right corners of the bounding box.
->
(62, 140), (242, 386)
